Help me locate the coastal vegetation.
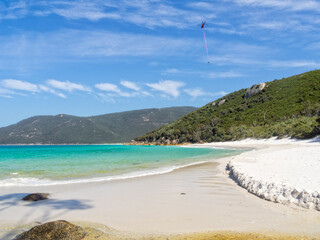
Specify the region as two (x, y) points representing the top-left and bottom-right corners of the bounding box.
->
(135, 70), (320, 144)
(0, 107), (196, 144)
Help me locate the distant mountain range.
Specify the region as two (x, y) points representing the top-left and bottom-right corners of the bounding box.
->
(0, 107), (197, 144)
(136, 70), (320, 144)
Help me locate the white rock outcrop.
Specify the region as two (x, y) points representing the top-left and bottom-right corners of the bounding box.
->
(244, 82), (266, 99)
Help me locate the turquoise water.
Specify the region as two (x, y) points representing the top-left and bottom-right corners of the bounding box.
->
(0, 145), (241, 186)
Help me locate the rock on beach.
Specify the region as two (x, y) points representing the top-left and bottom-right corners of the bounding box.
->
(22, 193), (49, 201)
(14, 220), (86, 240)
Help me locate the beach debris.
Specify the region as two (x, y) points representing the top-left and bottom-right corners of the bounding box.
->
(244, 83), (266, 99)
(201, 21), (210, 63)
(180, 192), (186, 195)
(22, 193), (49, 201)
(14, 220), (86, 240)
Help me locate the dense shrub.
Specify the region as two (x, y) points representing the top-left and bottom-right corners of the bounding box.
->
(136, 70), (320, 143)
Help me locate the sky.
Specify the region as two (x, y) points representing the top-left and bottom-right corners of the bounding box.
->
(0, 0), (319, 127)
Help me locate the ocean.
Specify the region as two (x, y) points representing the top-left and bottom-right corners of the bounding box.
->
(0, 145), (242, 187)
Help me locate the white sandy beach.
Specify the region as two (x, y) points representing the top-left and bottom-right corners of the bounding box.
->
(196, 137), (320, 211)
(0, 137), (320, 239)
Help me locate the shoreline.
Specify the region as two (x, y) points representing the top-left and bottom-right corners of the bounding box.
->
(0, 143), (124, 146)
(0, 159), (215, 187)
(0, 146), (242, 187)
(1, 137), (320, 239)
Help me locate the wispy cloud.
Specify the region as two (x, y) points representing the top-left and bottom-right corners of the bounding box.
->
(231, 0), (320, 12)
(210, 42), (272, 67)
(95, 83), (121, 93)
(1, 2), (317, 76)
(146, 80), (185, 98)
(184, 88), (227, 100)
(0, 30), (197, 61)
(213, 91), (228, 97)
(162, 68), (244, 79)
(2, 0), (319, 40)
(47, 79), (90, 92)
(184, 88), (207, 100)
(0, 88), (14, 98)
(208, 71), (244, 78)
(1, 79), (39, 92)
(39, 85), (66, 98)
(0, 1), (28, 20)
(268, 60), (320, 68)
(162, 68), (182, 75)
(212, 55), (320, 69)
(45, 1), (121, 21)
(0, 79), (67, 98)
(1, 1), (215, 29)
(95, 82), (138, 98)
(120, 80), (140, 91)
(307, 42), (320, 50)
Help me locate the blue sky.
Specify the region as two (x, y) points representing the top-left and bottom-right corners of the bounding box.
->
(0, 0), (319, 127)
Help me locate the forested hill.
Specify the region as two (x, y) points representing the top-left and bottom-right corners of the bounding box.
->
(0, 107), (196, 144)
(135, 70), (320, 144)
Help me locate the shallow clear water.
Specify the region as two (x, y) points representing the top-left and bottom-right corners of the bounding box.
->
(0, 145), (241, 186)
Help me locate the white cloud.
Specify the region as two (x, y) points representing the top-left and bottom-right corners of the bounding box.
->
(188, 2), (215, 9)
(146, 80), (185, 98)
(39, 85), (66, 98)
(1, 79), (39, 92)
(208, 71), (244, 78)
(97, 93), (116, 103)
(0, 88), (14, 98)
(95, 82), (138, 98)
(0, 1), (28, 20)
(141, 91), (152, 96)
(162, 68), (181, 75)
(161, 68), (244, 80)
(47, 1), (121, 21)
(71, 31), (195, 57)
(0, 30), (197, 61)
(0, 79), (70, 98)
(268, 60), (320, 68)
(217, 0), (320, 38)
(47, 79), (90, 92)
(120, 80), (140, 91)
(307, 42), (320, 50)
(2, 1), (214, 29)
(213, 91), (228, 96)
(95, 83), (120, 93)
(231, 0), (320, 11)
(253, 21), (286, 30)
(184, 88), (228, 100)
(118, 92), (139, 97)
(162, 68), (204, 76)
(212, 27), (244, 35)
(148, 61), (160, 66)
(184, 88), (207, 99)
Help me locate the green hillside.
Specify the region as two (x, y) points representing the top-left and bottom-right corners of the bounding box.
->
(135, 70), (320, 144)
(0, 107), (197, 144)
